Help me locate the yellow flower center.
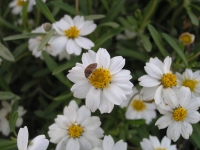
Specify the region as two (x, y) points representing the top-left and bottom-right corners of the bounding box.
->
(132, 100), (146, 111)
(179, 33), (194, 45)
(156, 148), (166, 150)
(64, 26), (80, 39)
(68, 125), (83, 138)
(161, 73), (177, 88)
(6, 113), (10, 120)
(173, 107), (187, 121)
(88, 68), (111, 89)
(182, 79), (198, 91)
(17, 0), (25, 6)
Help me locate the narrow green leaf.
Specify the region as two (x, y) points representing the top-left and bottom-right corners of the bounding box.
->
(0, 42), (15, 61)
(35, 0), (55, 23)
(118, 17), (135, 32)
(84, 14), (105, 20)
(49, 1), (80, 15)
(116, 48), (146, 62)
(104, 0), (126, 21)
(147, 24), (168, 57)
(140, 34), (152, 52)
(100, 0), (109, 12)
(54, 93), (72, 101)
(9, 111), (18, 135)
(13, 43), (28, 58)
(99, 22), (120, 28)
(37, 29), (55, 51)
(0, 140), (16, 150)
(0, 91), (15, 100)
(21, 80), (37, 92)
(162, 33), (188, 66)
(42, 51), (71, 87)
(93, 28), (123, 51)
(186, 8), (199, 26)
(190, 124), (200, 149)
(127, 119), (145, 126)
(0, 72), (10, 91)
(22, 0), (29, 29)
(0, 17), (23, 32)
(3, 33), (46, 41)
(53, 60), (78, 75)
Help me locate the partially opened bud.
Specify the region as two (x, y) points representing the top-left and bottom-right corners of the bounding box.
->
(179, 32), (195, 46)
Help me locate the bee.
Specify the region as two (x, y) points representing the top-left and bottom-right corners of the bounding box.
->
(84, 63), (97, 78)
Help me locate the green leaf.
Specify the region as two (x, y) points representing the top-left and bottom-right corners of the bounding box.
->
(127, 119), (145, 126)
(118, 17), (135, 32)
(0, 91), (15, 100)
(9, 111), (18, 135)
(84, 14), (105, 20)
(99, 22), (120, 28)
(0, 42), (15, 61)
(35, 0), (55, 23)
(42, 51), (71, 87)
(49, 1), (79, 15)
(53, 57), (80, 75)
(162, 33), (188, 66)
(104, 0), (126, 21)
(0, 17), (23, 32)
(21, 80), (37, 92)
(93, 28), (123, 51)
(54, 93), (72, 101)
(186, 8), (199, 26)
(190, 124), (200, 149)
(147, 24), (168, 57)
(116, 48), (146, 62)
(37, 29), (55, 51)
(0, 140), (16, 150)
(140, 34), (152, 52)
(3, 33), (46, 41)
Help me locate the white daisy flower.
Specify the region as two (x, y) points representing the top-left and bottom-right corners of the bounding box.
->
(155, 86), (200, 142)
(29, 24), (67, 59)
(58, 49), (71, 61)
(67, 48), (133, 113)
(48, 100), (104, 150)
(0, 101), (26, 136)
(138, 56), (177, 105)
(17, 126), (49, 150)
(140, 135), (177, 150)
(119, 87), (138, 108)
(125, 89), (156, 124)
(92, 135), (127, 150)
(176, 68), (200, 97)
(9, 0), (33, 15)
(50, 15), (96, 55)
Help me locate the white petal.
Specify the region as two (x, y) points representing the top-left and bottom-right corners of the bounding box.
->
(86, 87), (101, 112)
(112, 70), (132, 83)
(75, 37), (94, 50)
(160, 136), (171, 148)
(77, 106), (91, 124)
(27, 135), (49, 150)
(139, 75), (161, 87)
(181, 121), (192, 139)
(185, 111), (200, 123)
(109, 56), (125, 75)
(177, 86), (191, 107)
(66, 138), (80, 150)
(17, 126), (29, 150)
(51, 36), (68, 54)
(154, 85), (163, 104)
(140, 86), (158, 101)
(155, 115), (172, 129)
(63, 15), (74, 26)
(73, 16), (84, 29)
(163, 88), (178, 108)
(113, 140), (127, 150)
(80, 21), (96, 36)
(96, 48), (110, 69)
(99, 92), (114, 113)
(103, 84), (126, 105)
(82, 116), (101, 130)
(103, 135), (114, 150)
(66, 39), (82, 55)
(82, 50), (96, 67)
(167, 122), (181, 142)
(144, 63), (163, 79)
(163, 56), (172, 73)
(79, 137), (92, 150)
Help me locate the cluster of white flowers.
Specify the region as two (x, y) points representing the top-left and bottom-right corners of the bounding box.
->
(2, 4), (200, 148)
(0, 101), (26, 136)
(9, 0), (46, 15)
(139, 56), (200, 142)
